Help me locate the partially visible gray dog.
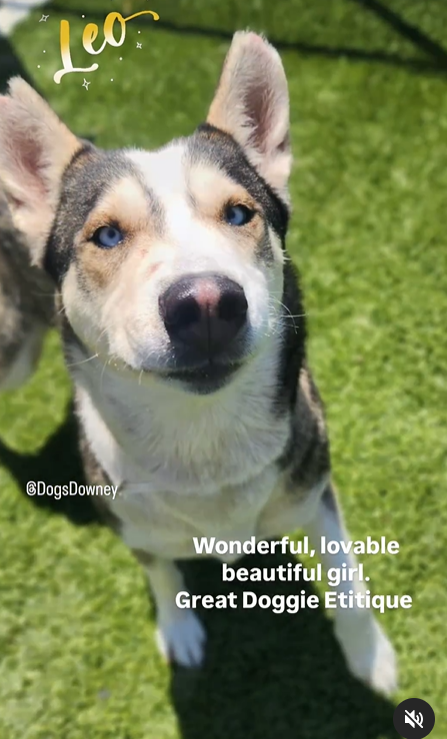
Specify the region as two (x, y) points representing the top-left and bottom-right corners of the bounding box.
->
(0, 188), (53, 389)
(0, 32), (397, 695)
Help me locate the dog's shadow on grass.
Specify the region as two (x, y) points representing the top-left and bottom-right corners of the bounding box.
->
(0, 404), (99, 525)
(171, 556), (398, 739)
(1, 410), (397, 738)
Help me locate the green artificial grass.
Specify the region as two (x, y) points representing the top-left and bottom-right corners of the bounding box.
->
(1, 1), (447, 737)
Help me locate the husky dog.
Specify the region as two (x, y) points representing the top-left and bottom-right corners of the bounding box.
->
(0, 32), (397, 694)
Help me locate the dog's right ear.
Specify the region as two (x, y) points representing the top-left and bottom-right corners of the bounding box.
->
(0, 77), (81, 263)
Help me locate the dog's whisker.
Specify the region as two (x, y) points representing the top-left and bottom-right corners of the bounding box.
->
(66, 353), (99, 368)
(279, 302), (298, 334)
(99, 357), (110, 394)
(271, 296), (307, 317)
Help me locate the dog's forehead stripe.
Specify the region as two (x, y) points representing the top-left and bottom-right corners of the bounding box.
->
(126, 140), (189, 200)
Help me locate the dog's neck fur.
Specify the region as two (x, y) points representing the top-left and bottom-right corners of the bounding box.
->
(67, 324), (293, 495)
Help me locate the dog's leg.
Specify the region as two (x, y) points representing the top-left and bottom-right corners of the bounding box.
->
(79, 437), (206, 669)
(131, 549), (206, 668)
(304, 482), (398, 695)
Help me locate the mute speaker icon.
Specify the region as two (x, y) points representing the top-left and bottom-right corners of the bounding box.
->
(405, 709), (424, 729)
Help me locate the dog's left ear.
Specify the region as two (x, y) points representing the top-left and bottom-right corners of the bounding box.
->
(0, 77), (82, 264)
(207, 32), (292, 201)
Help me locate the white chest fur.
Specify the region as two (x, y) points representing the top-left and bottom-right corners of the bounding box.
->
(77, 388), (284, 557)
(72, 342), (318, 560)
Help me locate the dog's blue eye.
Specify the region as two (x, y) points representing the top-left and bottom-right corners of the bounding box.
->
(224, 204), (254, 226)
(93, 226), (124, 249)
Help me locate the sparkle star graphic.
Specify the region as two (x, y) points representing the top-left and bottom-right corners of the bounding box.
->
(136, 42), (143, 49)
(82, 79), (91, 91)
(39, 14), (49, 22)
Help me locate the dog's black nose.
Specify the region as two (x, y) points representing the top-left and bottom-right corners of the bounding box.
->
(159, 273), (248, 359)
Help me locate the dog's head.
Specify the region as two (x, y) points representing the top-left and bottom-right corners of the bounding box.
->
(0, 33), (296, 394)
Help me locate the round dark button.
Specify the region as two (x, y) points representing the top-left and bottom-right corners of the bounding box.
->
(393, 698), (435, 739)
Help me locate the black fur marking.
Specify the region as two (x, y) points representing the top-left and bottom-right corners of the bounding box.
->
(276, 366), (330, 491)
(274, 260), (307, 415)
(288, 425), (330, 491)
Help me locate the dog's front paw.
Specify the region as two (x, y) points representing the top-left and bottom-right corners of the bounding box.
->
(335, 614), (398, 696)
(155, 610), (206, 668)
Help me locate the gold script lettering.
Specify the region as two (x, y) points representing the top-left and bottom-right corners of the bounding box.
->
(54, 10), (160, 84)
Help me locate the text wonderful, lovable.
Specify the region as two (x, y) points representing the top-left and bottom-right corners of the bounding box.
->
(192, 536), (399, 558)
